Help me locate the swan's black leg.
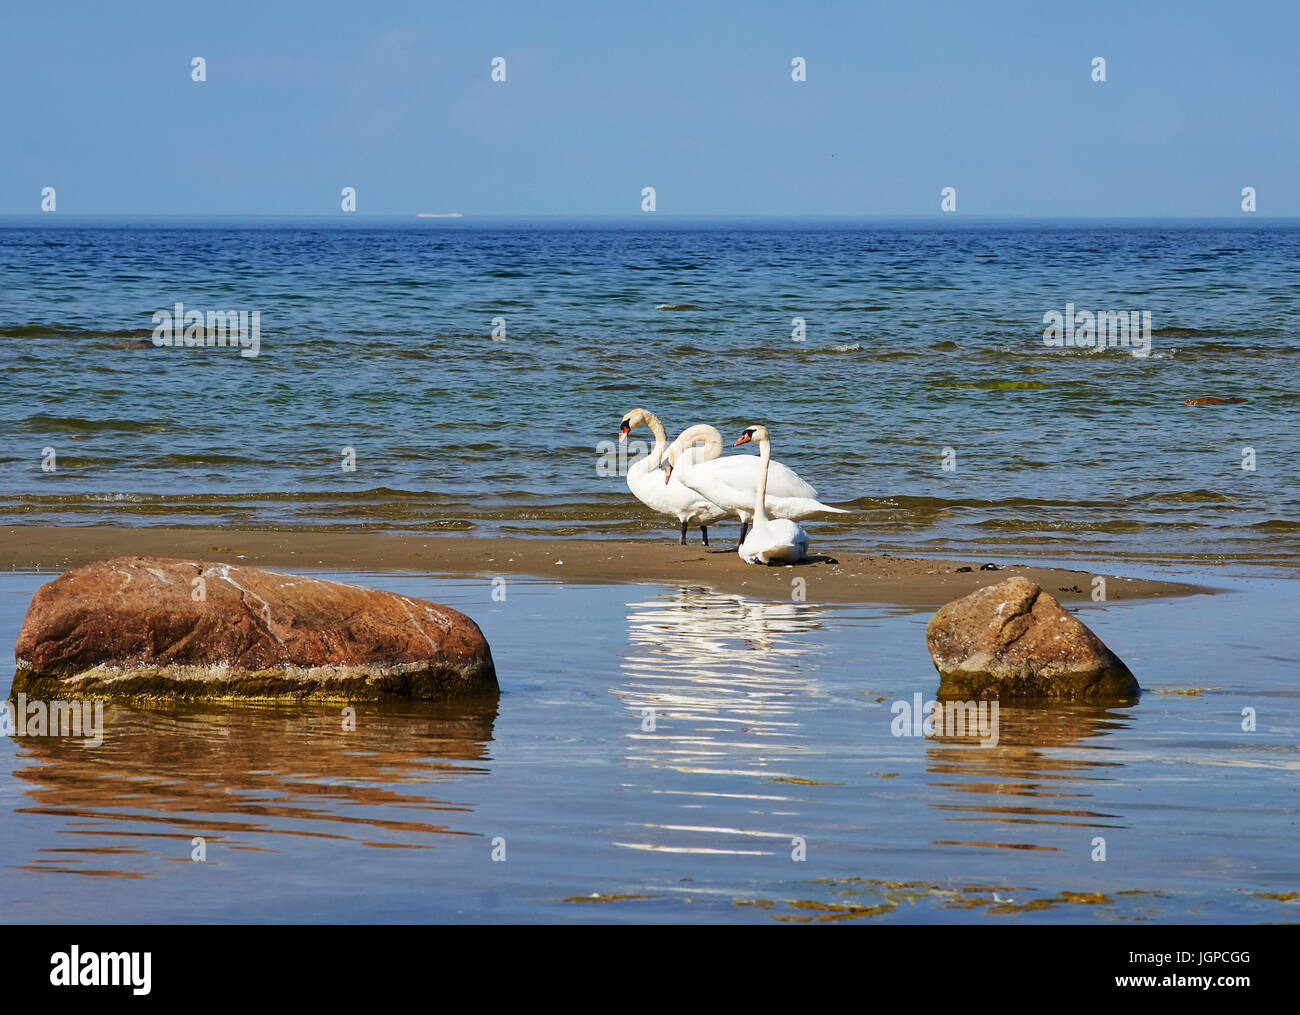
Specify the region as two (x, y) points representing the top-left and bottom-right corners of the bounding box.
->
(700, 526), (709, 546)
(738, 521), (749, 544)
(679, 520), (688, 545)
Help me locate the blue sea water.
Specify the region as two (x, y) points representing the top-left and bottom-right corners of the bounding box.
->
(0, 218), (1297, 568)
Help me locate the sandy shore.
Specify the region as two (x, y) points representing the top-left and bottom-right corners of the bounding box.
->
(0, 526), (1211, 606)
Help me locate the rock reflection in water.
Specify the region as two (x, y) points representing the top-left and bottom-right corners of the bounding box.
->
(926, 704), (1134, 852)
(9, 699), (498, 877)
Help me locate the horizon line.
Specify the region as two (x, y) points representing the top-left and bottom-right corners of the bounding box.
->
(0, 212), (1294, 226)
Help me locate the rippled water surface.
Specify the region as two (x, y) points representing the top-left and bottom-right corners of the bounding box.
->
(1, 220), (1297, 566)
(2, 570), (1296, 923)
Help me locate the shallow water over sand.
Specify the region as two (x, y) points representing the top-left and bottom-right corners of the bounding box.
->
(1, 569), (1296, 923)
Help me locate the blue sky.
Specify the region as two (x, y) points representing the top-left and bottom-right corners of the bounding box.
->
(2, 0), (1296, 217)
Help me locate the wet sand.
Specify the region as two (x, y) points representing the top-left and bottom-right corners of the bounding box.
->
(0, 526), (1211, 605)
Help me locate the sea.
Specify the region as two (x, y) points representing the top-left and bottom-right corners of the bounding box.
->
(1, 217), (1297, 570)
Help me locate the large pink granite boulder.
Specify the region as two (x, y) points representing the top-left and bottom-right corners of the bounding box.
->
(13, 557), (497, 701)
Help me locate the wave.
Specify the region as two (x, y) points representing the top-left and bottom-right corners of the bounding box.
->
(1248, 520), (1300, 532)
(973, 519), (1203, 533)
(965, 339), (1292, 360)
(929, 378), (1047, 389)
(1152, 341), (1298, 357)
(19, 414), (168, 434)
(1146, 326), (1278, 339)
(840, 490), (1235, 511)
(1133, 489), (1235, 504)
(0, 323), (144, 340)
(152, 453), (265, 466)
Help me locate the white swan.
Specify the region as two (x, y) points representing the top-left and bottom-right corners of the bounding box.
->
(619, 408), (729, 544)
(734, 425), (810, 564)
(664, 423), (847, 543)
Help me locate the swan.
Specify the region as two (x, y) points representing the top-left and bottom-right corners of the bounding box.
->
(664, 423), (848, 543)
(618, 408), (729, 544)
(734, 425), (810, 564)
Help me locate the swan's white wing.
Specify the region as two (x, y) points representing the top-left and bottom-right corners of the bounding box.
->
(630, 458), (729, 525)
(685, 454), (819, 501)
(675, 457), (757, 514)
(761, 496), (850, 521)
(762, 460), (820, 500)
(739, 518), (809, 564)
(665, 473), (729, 524)
(680, 460), (844, 521)
(768, 518), (808, 551)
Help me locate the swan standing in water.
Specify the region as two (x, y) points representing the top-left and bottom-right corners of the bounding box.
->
(619, 408), (728, 544)
(663, 423), (847, 543)
(733, 425), (810, 564)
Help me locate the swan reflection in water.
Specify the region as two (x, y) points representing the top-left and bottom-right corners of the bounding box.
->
(617, 586), (829, 747)
(611, 587), (831, 857)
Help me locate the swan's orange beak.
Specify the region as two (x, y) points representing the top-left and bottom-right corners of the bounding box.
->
(619, 421), (630, 443)
(663, 464), (673, 484)
(734, 433), (752, 446)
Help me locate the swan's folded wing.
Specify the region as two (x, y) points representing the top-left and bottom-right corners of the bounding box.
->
(680, 458), (760, 511)
(763, 460), (820, 501)
(701, 454), (820, 501)
(770, 518), (806, 545)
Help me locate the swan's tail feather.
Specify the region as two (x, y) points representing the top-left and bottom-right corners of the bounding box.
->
(813, 503), (851, 515)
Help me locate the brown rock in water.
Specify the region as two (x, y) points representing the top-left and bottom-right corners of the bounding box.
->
(12, 557), (497, 701)
(926, 576), (1139, 701)
(1183, 396), (1248, 405)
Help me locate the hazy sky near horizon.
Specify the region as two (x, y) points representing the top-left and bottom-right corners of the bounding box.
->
(2, 0), (1297, 218)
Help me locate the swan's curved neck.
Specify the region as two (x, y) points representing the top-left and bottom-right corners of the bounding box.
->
(642, 414), (669, 469)
(752, 438), (772, 524)
(673, 425), (722, 476)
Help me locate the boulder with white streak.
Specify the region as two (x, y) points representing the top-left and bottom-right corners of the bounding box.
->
(12, 557), (497, 701)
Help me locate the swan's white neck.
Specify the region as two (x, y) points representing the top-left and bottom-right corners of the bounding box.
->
(632, 414), (669, 475)
(752, 438), (772, 524)
(674, 426), (722, 479)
